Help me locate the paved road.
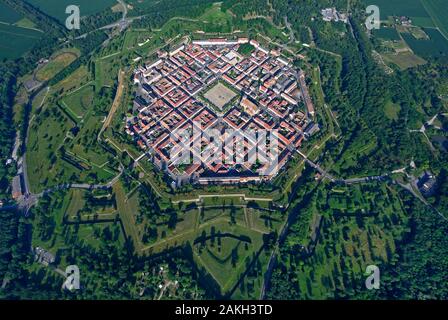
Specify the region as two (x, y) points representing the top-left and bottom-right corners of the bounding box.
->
(284, 16), (295, 44)
(14, 43), (124, 214)
(36, 165), (124, 197)
(344, 175), (389, 184)
(118, 0), (128, 21)
(14, 165), (123, 216)
(98, 70), (125, 141)
(10, 86), (51, 214)
(409, 113), (442, 152)
(296, 150), (337, 182)
(74, 1), (146, 39)
(397, 180), (448, 222)
(295, 149), (389, 185)
(260, 246), (278, 299)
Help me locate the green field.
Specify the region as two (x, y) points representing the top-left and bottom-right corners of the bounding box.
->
(26, 104), (73, 192)
(31, 191), (72, 253)
(64, 188), (117, 222)
(384, 100), (401, 120)
(193, 220), (264, 295)
(0, 23), (43, 59)
(370, 0), (430, 18)
(402, 28), (448, 57)
(250, 209), (284, 234)
(95, 58), (120, 88)
(25, 55), (120, 193)
(369, 0), (448, 38)
(199, 2), (233, 33)
(421, 0), (448, 39)
(51, 65), (90, 94)
(61, 84), (94, 119)
(367, 0), (437, 28)
(382, 51), (427, 70)
(68, 110), (115, 166)
(25, 0), (116, 22)
(15, 17), (39, 29)
(122, 30), (153, 51)
(374, 27), (400, 41)
(35, 49), (80, 82)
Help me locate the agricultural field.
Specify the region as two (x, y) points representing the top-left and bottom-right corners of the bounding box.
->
(406, 26), (430, 40)
(126, 0), (210, 17)
(421, 0), (448, 39)
(371, 0), (434, 27)
(25, 0), (117, 23)
(0, 23), (43, 59)
(0, 1), (37, 30)
(401, 28), (448, 57)
(0, 1), (23, 23)
(382, 51), (427, 70)
(374, 27), (429, 70)
(370, 0), (448, 39)
(126, 0), (158, 13)
(14, 17), (38, 29)
(373, 27), (400, 41)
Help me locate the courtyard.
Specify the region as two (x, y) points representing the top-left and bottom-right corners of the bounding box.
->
(203, 82), (238, 111)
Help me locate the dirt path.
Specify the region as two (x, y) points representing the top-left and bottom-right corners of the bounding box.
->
(99, 70), (125, 140)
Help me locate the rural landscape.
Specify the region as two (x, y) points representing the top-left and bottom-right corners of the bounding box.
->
(0, 0), (447, 304)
